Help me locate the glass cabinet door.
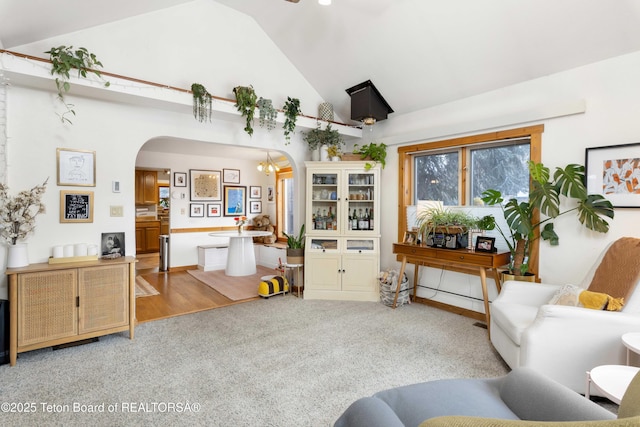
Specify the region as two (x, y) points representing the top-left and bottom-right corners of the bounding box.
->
(346, 171), (375, 232)
(310, 171), (339, 232)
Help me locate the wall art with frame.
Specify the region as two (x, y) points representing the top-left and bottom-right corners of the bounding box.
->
(189, 169), (221, 201)
(57, 148), (96, 187)
(224, 185), (246, 216)
(250, 200), (262, 214)
(207, 203), (221, 217)
(586, 142), (640, 207)
(174, 172), (187, 187)
(60, 190), (94, 223)
(403, 230), (418, 245)
(190, 203), (205, 217)
(250, 185), (262, 199)
(223, 168), (240, 184)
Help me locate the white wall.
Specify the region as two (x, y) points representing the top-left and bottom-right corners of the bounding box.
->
(373, 50), (640, 311)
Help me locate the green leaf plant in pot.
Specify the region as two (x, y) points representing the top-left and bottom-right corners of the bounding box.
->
(191, 83), (212, 123)
(46, 45), (110, 124)
(416, 206), (480, 248)
(282, 97), (301, 145)
(233, 85), (258, 137)
(480, 161), (614, 281)
(352, 142), (387, 170)
(283, 223), (305, 265)
(303, 123), (344, 160)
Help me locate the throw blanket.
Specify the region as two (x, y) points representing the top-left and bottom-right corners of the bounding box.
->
(588, 237), (640, 301)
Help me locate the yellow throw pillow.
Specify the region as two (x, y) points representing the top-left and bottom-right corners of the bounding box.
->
(578, 290), (624, 311)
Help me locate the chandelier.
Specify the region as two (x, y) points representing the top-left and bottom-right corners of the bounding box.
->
(257, 151), (280, 176)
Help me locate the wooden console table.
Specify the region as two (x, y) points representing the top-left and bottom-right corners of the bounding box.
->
(392, 243), (510, 331)
(6, 256), (136, 366)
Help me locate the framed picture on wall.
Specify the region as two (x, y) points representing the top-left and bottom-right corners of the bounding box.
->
(190, 203), (205, 217)
(250, 186), (262, 199)
(585, 142), (640, 207)
(57, 148), (96, 187)
(224, 185), (246, 216)
(207, 203), (221, 217)
(189, 169), (221, 201)
(223, 168), (240, 184)
(60, 190), (94, 223)
(174, 172), (187, 187)
(250, 200), (262, 214)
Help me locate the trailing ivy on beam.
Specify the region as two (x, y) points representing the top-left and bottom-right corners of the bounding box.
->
(191, 83), (212, 123)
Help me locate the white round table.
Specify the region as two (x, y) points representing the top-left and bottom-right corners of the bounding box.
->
(587, 365), (640, 404)
(208, 230), (273, 276)
(622, 332), (640, 364)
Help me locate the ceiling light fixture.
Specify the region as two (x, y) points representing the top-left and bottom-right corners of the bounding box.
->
(345, 80), (394, 128)
(257, 151), (280, 176)
(319, 0), (332, 5)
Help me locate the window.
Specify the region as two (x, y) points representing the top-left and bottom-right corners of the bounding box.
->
(276, 168), (294, 239)
(398, 125), (543, 273)
(413, 140), (530, 207)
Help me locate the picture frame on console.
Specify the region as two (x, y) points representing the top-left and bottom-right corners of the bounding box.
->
(475, 236), (496, 252)
(403, 230), (418, 245)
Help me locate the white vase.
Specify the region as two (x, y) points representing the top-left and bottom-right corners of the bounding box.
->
(320, 145), (329, 162)
(7, 243), (29, 268)
(310, 148), (320, 161)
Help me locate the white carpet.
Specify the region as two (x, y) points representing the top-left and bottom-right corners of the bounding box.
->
(0, 297), (512, 426)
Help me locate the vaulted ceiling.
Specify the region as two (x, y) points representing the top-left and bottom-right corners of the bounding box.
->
(3, 0), (640, 125)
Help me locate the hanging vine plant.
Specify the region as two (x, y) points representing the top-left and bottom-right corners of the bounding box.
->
(282, 96), (301, 144)
(233, 85), (258, 137)
(45, 45), (110, 124)
(191, 83), (212, 123)
(256, 97), (277, 131)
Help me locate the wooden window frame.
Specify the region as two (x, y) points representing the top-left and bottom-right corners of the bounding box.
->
(397, 125), (544, 275)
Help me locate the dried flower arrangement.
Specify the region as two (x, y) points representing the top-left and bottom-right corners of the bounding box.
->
(0, 179), (48, 244)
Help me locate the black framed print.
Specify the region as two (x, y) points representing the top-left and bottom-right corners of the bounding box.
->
(224, 185), (246, 216)
(207, 203), (221, 217)
(223, 168), (240, 184)
(586, 142), (640, 207)
(250, 185), (262, 199)
(101, 232), (124, 256)
(475, 236), (496, 253)
(60, 190), (94, 223)
(190, 203), (205, 217)
(189, 169), (221, 201)
(249, 200), (262, 214)
(174, 172), (187, 187)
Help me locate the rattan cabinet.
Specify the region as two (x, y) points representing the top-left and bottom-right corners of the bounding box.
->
(7, 257), (136, 366)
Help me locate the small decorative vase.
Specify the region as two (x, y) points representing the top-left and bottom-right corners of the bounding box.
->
(318, 102), (334, 121)
(320, 145), (329, 162)
(238, 225), (244, 234)
(7, 243), (29, 268)
(310, 148), (320, 161)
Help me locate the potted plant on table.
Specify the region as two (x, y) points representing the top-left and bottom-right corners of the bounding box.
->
(303, 123), (344, 161)
(283, 223), (305, 265)
(480, 161), (614, 281)
(416, 206), (481, 248)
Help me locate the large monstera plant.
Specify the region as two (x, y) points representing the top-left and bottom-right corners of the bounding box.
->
(481, 161), (614, 276)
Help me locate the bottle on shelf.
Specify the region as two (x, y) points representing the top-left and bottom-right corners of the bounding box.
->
(358, 208), (367, 230)
(369, 207), (374, 230)
(352, 208), (359, 230)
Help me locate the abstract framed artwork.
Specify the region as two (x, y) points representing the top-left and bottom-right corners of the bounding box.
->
(250, 200), (262, 214)
(223, 168), (240, 184)
(190, 203), (205, 217)
(586, 142), (640, 208)
(56, 148), (96, 187)
(189, 169), (221, 201)
(224, 185), (246, 216)
(250, 186), (262, 199)
(174, 172), (187, 187)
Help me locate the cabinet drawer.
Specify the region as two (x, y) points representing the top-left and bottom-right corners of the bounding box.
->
(344, 238), (378, 254)
(435, 249), (494, 267)
(307, 237), (340, 253)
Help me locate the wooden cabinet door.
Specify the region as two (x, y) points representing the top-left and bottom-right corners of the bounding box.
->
(341, 254), (377, 292)
(305, 254), (341, 291)
(78, 264), (129, 334)
(135, 226), (145, 252)
(17, 270), (78, 347)
(144, 225), (161, 252)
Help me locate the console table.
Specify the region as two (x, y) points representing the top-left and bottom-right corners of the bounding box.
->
(6, 256), (136, 366)
(392, 243), (510, 331)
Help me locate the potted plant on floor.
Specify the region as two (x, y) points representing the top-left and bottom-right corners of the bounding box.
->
(283, 223), (305, 264)
(481, 161), (614, 281)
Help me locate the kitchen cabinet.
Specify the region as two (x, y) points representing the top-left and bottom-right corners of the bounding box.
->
(136, 220), (161, 253)
(304, 161), (380, 301)
(7, 257), (135, 366)
(135, 170), (158, 205)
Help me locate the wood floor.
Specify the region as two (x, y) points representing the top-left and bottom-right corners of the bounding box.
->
(134, 253), (264, 324)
